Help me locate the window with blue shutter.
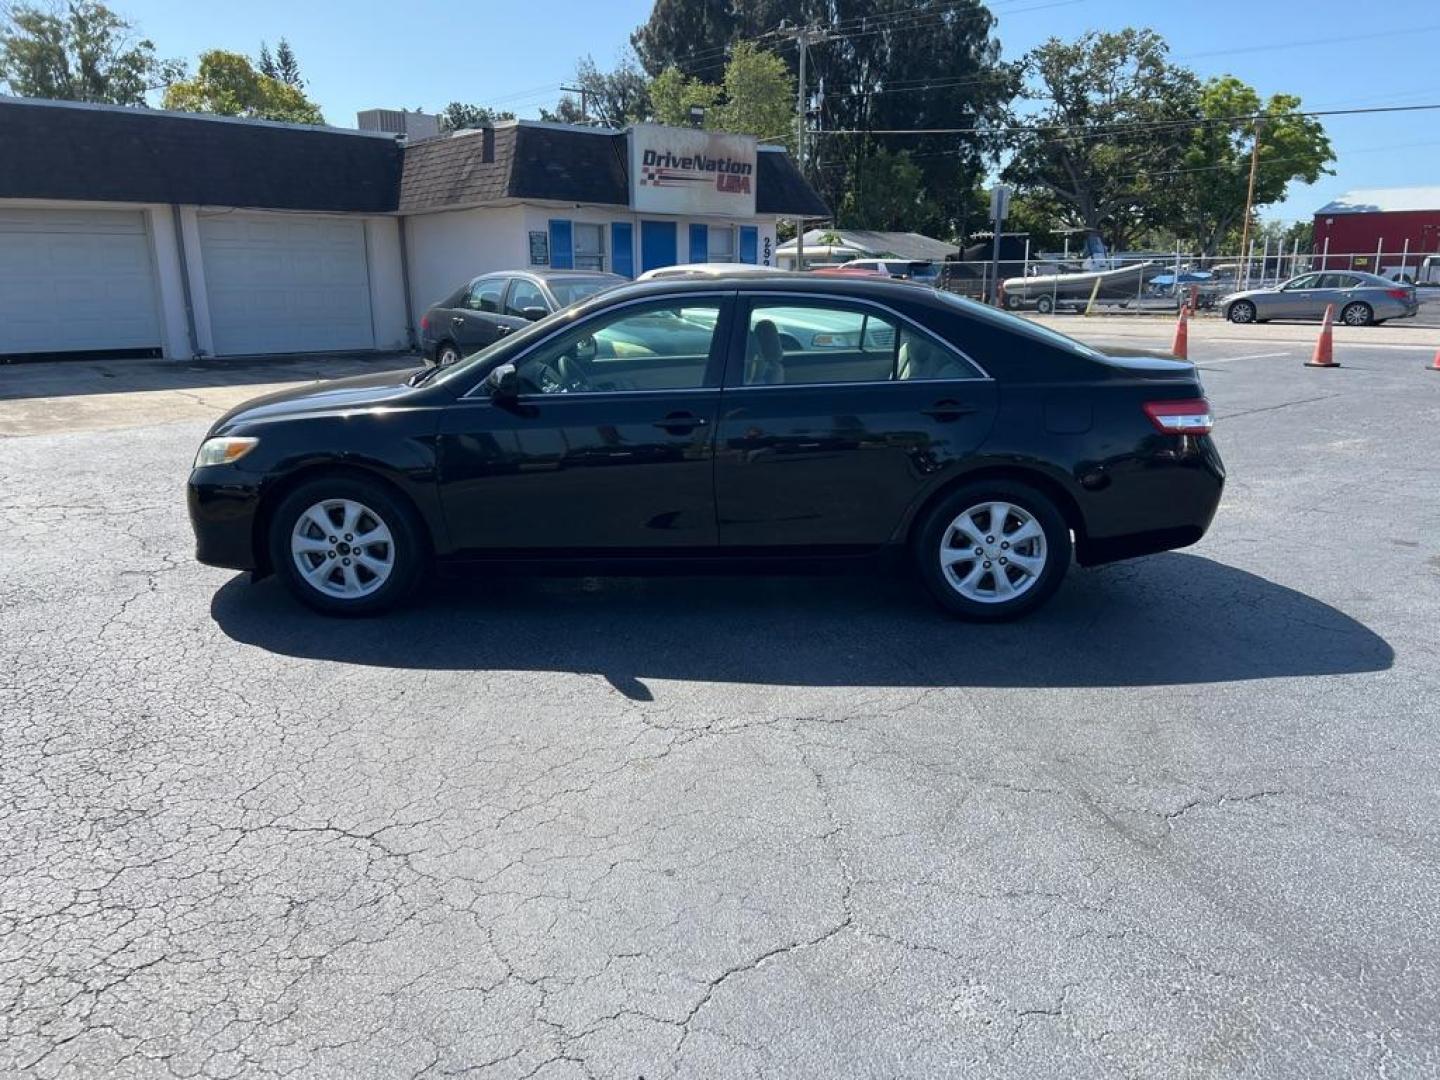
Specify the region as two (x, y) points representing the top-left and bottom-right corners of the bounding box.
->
(688, 223), (708, 264)
(611, 222), (634, 278)
(548, 219), (573, 269)
(739, 226), (758, 264)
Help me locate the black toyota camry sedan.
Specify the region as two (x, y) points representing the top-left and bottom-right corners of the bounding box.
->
(188, 275), (1224, 621)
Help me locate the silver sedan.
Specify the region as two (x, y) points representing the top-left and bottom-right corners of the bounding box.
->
(1221, 271), (1419, 326)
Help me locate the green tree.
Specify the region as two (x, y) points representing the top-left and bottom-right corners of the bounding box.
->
(1003, 29), (1200, 251)
(1163, 76), (1332, 255)
(649, 42), (792, 148)
(839, 147), (936, 231)
(710, 41), (792, 145)
(163, 49), (324, 124)
(542, 54), (651, 126)
(257, 38), (303, 87)
(0, 0), (183, 105)
(438, 102), (515, 131)
(649, 64), (719, 127)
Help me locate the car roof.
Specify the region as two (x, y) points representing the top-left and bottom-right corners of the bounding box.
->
(478, 269), (623, 282)
(572, 272), (939, 308)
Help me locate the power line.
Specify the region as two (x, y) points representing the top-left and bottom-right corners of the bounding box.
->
(807, 101), (1440, 138)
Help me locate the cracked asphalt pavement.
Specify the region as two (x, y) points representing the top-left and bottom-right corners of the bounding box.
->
(2, 335), (1438, 1078)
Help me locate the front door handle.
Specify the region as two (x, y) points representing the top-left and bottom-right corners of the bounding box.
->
(653, 412), (709, 432)
(921, 400), (978, 422)
(496, 324), (513, 335)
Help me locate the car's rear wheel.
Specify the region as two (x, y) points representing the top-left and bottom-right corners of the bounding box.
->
(1035, 294), (1055, 314)
(435, 341), (463, 367)
(1227, 300), (1256, 324)
(1003, 292), (1022, 310)
(914, 481), (1072, 621)
(1341, 301), (1373, 327)
(269, 475), (425, 615)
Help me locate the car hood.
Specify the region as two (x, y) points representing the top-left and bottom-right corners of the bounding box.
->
(210, 366), (427, 434)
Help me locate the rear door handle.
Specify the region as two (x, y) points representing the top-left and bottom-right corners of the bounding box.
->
(653, 412), (709, 432)
(496, 325), (513, 335)
(921, 400), (978, 421)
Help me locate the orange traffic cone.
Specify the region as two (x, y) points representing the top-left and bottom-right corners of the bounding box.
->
(1306, 304), (1339, 368)
(1428, 346), (1440, 372)
(1171, 306), (1189, 360)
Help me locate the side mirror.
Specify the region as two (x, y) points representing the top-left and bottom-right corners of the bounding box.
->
(521, 306), (548, 322)
(485, 361), (519, 400)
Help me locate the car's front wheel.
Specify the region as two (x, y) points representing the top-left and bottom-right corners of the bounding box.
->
(1227, 300), (1257, 324)
(268, 475), (426, 615)
(913, 481), (1072, 621)
(1035, 294), (1055, 315)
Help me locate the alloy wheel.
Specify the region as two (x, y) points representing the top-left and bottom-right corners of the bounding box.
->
(1228, 301), (1255, 324)
(1341, 303), (1371, 327)
(938, 501), (1048, 604)
(290, 499), (395, 599)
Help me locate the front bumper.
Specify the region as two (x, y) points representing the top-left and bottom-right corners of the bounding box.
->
(188, 470), (263, 570)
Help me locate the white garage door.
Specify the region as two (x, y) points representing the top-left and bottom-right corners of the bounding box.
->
(199, 212), (374, 355)
(0, 208), (163, 356)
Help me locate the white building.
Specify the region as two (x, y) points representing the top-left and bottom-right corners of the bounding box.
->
(0, 97), (827, 361)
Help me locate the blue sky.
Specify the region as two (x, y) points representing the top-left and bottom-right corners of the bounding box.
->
(119, 0), (1440, 222)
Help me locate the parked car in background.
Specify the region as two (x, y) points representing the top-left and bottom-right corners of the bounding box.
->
(188, 275), (1224, 622)
(838, 259), (940, 283)
(421, 270), (623, 365)
(636, 263), (785, 281)
(1221, 271), (1419, 326)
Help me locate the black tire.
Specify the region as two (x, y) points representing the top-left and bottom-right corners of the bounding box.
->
(912, 480), (1072, 622)
(1035, 294), (1055, 315)
(268, 474), (426, 616)
(1003, 292), (1022, 311)
(1227, 300), (1256, 324)
(1340, 301), (1373, 327)
(435, 341), (463, 367)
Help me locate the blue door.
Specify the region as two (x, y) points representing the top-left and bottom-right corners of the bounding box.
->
(640, 220), (677, 272)
(611, 222), (634, 278)
(739, 226), (758, 264)
(548, 219), (573, 269)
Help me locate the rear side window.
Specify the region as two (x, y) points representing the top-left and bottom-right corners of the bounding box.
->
(466, 279), (504, 313)
(742, 301), (981, 386)
(506, 278), (548, 316)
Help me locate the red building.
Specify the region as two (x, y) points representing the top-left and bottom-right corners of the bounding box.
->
(1312, 187), (1440, 278)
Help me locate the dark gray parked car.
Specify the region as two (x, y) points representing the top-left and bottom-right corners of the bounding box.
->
(421, 270), (623, 365)
(1221, 271), (1419, 326)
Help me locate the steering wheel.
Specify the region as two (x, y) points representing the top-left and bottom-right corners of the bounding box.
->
(524, 344), (595, 394)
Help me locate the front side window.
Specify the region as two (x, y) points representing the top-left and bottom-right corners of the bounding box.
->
(573, 224), (605, 271)
(514, 301), (721, 395)
(466, 279), (505, 313)
(742, 301), (979, 386)
(1284, 274), (1320, 291)
(708, 226), (736, 262)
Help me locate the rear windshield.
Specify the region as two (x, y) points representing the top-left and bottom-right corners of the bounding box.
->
(550, 277), (620, 307)
(934, 292), (1101, 359)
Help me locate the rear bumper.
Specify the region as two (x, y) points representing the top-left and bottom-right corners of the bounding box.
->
(188, 470), (262, 571)
(1075, 435), (1225, 567)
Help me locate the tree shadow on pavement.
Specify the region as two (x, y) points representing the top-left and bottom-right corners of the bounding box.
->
(209, 553), (1393, 697)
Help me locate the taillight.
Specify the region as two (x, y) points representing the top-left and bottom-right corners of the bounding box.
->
(1143, 398), (1213, 435)
(420, 314), (430, 331)
(1386, 288), (1410, 300)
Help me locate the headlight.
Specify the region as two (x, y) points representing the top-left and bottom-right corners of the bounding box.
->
(194, 436), (258, 468)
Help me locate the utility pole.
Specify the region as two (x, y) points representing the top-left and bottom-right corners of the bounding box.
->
(778, 25), (830, 270)
(560, 85), (590, 124)
(1238, 118), (1265, 280)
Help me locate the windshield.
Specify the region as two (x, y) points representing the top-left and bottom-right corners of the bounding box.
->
(549, 277), (620, 307)
(934, 292), (1101, 359)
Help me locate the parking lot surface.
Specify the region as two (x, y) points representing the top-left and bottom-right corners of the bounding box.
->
(2, 328), (1438, 1078)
